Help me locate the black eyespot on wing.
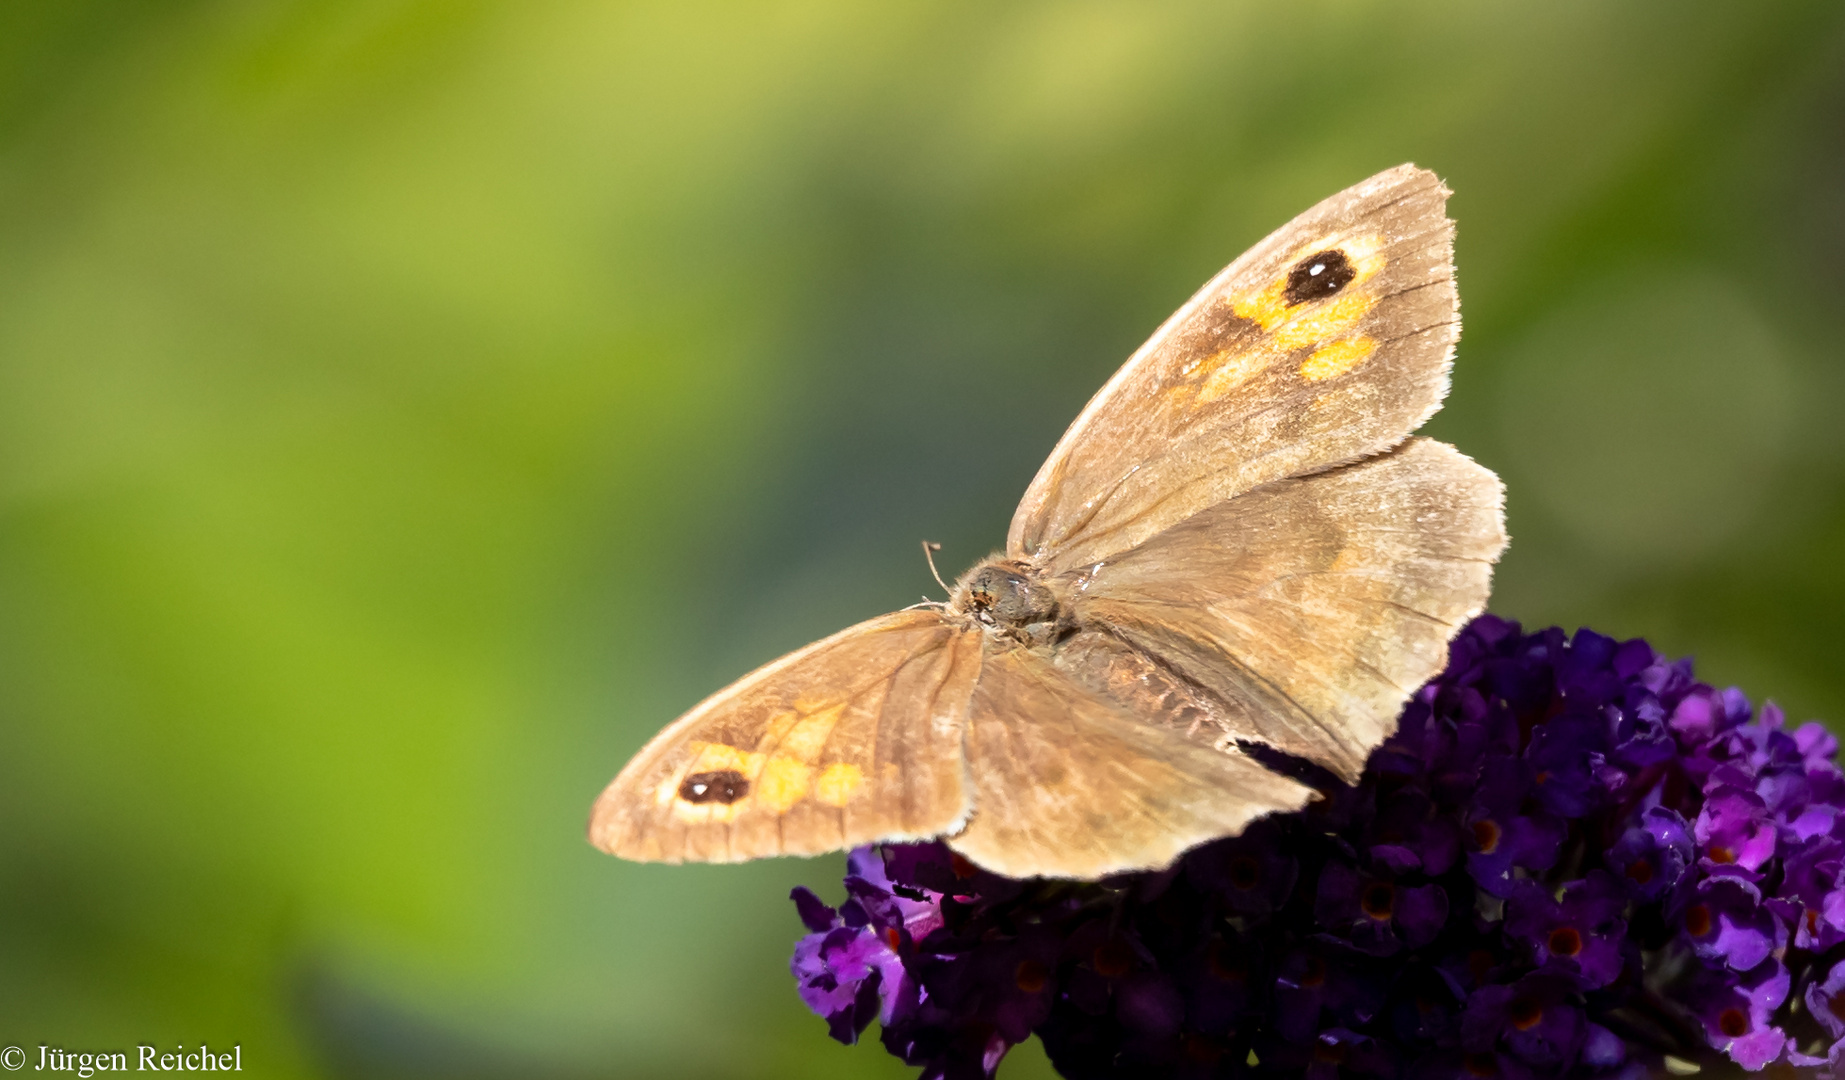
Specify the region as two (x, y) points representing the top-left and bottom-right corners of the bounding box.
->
(1283, 249), (1356, 306)
(679, 769), (750, 804)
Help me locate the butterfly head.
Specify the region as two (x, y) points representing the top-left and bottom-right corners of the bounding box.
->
(950, 560), (1060, 635)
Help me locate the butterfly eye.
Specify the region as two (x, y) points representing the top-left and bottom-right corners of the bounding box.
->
(679, 769), (750, 804)
(1283, 249), (1356, 306)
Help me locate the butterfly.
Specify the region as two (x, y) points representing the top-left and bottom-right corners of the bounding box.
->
(589, 164), (1506, 879)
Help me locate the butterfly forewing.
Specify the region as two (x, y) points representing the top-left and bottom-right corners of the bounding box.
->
(1010, 164), (1459, 574)
(947, 647), (1317, 879)
(1061, 438), (1506, 783)
(589, 610), (982, 863)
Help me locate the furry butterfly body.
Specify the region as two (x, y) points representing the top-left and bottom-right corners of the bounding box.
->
(590, 164), (1506, 878)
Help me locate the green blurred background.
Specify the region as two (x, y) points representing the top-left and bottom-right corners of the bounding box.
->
(3, 2), (1843, 1077)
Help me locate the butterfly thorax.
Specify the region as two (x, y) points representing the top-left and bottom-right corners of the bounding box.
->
(949, 560), (1064, 643)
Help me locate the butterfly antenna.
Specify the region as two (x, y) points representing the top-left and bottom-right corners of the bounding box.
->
(921, 540), (953, 596)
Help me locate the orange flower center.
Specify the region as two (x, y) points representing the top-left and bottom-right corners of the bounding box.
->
(1547, 927), (1583, 957)
(1718, 1008), (1749, 1038)
(1206, 939), (1245, 983)
(1014, 959), (1049, 993)
(1092, 940), (1134, 978)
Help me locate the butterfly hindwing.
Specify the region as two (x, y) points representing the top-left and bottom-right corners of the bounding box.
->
(1010, 164), (1459, 574)
(589, 610), (982, 863)
(947, 646), (1316, 879)
(1059, 438), (1506, 783)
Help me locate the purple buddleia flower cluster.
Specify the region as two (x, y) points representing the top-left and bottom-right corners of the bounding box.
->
(788, 617), (1845, 1079)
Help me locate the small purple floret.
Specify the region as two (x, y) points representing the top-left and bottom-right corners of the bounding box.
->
(1503, 872), (1626, 988)
(1605, 806), (1692, 901)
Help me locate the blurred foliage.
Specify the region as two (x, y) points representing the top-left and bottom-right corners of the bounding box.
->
(1, 1), (1843, 1077)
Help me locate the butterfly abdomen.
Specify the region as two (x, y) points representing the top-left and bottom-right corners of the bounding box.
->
(1052, 628), (1235, 748)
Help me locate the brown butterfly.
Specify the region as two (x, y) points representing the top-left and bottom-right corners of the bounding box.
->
(589, 164), (1507, 879)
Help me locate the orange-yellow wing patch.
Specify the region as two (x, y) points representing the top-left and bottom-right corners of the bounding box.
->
(1008, 164), (1460, 575)
(590, 611), (983, 863)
